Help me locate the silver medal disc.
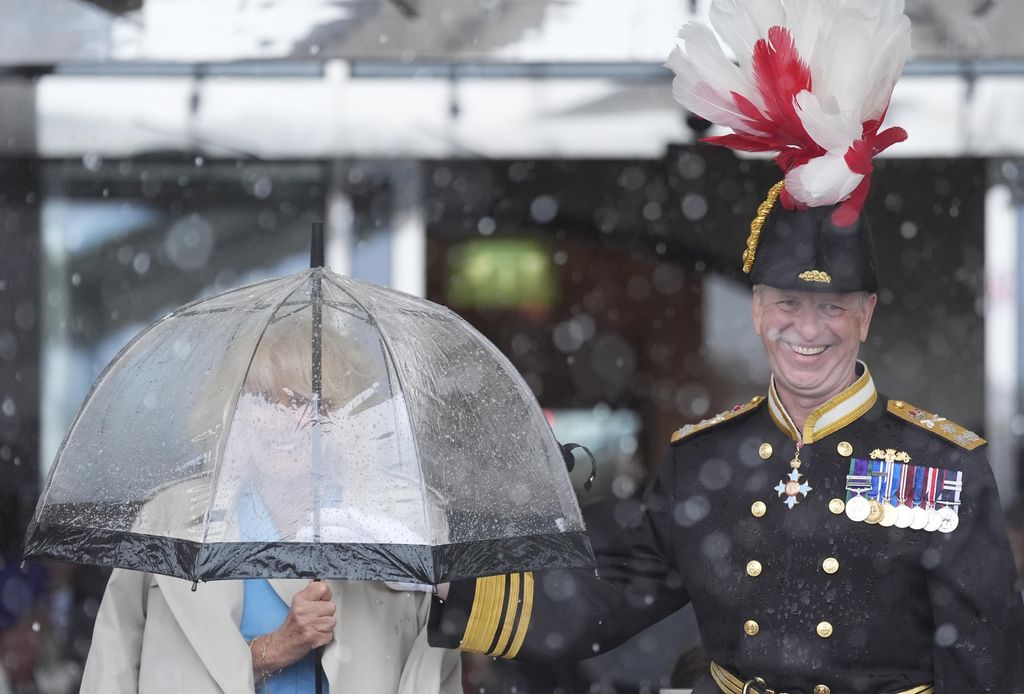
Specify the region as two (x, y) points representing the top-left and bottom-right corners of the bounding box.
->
(924, 508), (943, 532)
(938, 506), (960, 534)
(894, 504), (914, 529)
(845, 495), (870, 522)
(909, 506), (929, 530)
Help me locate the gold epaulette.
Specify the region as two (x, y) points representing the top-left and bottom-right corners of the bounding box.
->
(887, 399), (986, 451)
(670, 396), (765, 444)
(459, 573), (534, 658)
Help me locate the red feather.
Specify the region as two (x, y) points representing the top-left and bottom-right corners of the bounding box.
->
(870, 126), (908, 155)
(844, 139), (874, 176)
(831, 174), (872, 227)
(702, 133), (781, 152)
(751, 27), (819, 156)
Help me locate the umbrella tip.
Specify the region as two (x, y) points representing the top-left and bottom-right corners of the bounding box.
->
(310, 221), (325, 269)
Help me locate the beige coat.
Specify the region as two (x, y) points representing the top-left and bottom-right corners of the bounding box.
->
(81, 570), (461, 694)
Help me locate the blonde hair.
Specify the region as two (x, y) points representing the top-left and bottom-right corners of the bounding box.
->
(243, 323), (376, 411)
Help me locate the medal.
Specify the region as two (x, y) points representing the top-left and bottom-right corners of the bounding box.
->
(845, 459), (872, 522)
(846, 495), (871, 522)
(937, 470), (963, 534)
(908, 465), (928, 530)
(895, 504), (914, 528)
(878, 461), (897, 527)
(894, 463), (913, 528)
(775, 440), (811, 509)
(863, 460), (885, 524)
(922, 467), (943, 532)
(938, 506), (959, 533)
(909, 506), (928, 530)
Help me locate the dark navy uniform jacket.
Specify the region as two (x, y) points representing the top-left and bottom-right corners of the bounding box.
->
(430, 364), (1023, 694)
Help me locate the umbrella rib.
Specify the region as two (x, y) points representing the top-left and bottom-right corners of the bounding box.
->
(193, 272), (312, 578)
(168, 273), (296, 317)
(322, 273), (437, 559)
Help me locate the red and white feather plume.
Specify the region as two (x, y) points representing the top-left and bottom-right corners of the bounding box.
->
(667, 0), (911, 226)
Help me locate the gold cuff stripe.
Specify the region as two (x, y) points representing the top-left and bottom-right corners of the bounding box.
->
(460, 575), (507, 653)
(504, 571), (534, 659)
(709, 661), (932, 694)
(489, 572), (520, 655)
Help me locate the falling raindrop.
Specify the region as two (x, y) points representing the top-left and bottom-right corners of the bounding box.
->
(934, 623), (958, 647)
(530, 195), (559, 224)
(82, 152), (102, 171)
(476, 217), (496, 236)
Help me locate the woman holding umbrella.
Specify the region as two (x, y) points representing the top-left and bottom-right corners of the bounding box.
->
(79, 326), (461, 694)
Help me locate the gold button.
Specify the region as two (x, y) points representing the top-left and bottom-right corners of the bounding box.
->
(837, 441), (853, 457)
(758, 443), (773, 459)
(894, 400), (904, 407)
(828, 498), (845, 515)
(816, 621), (833, 638)
(751, 501), (767, 518)
(814, 686), (831, 694)
(822, 557), (840, 574)
(743, 620), (759, 636)
(746, 560), (762, 577)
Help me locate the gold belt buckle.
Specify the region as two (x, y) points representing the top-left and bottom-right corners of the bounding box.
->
(741, 677), (773, 694)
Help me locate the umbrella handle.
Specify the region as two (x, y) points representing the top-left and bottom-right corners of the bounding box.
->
(314, 578), (324, 694)
(560, 443), (597, 492)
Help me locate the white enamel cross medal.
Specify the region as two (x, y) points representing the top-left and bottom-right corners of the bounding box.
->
(774, 441), (811, 509)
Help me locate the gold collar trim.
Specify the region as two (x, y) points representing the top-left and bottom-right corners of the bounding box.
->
(768, 362), (877, 444)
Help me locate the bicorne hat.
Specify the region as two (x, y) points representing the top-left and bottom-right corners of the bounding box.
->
(667, 0), (912, 293)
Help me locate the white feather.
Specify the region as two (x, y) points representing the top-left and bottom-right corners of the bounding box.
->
(810, 8), (876, 112)
(668, 22), (769, 133)
(794, 90), (861, 151)
(709, 0), (785, 72)
(678, 22), (759, 105)
(860, 14), (911, 120)
(781, 0), (826, 68)
(667, 47), (756, 133)
(786, 153), (863, 206)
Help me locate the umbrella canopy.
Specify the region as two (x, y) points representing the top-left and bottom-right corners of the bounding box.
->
(24, 267), (593, 584)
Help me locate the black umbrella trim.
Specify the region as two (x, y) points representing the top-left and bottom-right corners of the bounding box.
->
(23, 525), (594, 585)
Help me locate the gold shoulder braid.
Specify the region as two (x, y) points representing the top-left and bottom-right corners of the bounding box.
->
(671, 396), (765, 443)
(742, 180), (786, 274)
(887, 399), (986, 451)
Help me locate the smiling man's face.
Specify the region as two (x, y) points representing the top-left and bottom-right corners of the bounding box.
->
(752, 286), (877, 405)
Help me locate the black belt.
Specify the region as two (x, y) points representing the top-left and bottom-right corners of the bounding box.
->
(709, 661), (935, 694)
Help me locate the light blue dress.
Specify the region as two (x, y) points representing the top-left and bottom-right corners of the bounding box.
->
(237, 486), (328, 694)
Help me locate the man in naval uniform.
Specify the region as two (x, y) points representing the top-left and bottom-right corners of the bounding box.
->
(427, 195), (1023, 693)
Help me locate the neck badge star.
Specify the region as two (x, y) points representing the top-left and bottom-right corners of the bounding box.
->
(775, 469), (812, 509)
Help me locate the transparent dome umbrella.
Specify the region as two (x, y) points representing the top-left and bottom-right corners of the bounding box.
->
(23, 235), (594, 586)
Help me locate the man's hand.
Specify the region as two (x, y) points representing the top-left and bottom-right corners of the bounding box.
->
(251, 581), (336, 677)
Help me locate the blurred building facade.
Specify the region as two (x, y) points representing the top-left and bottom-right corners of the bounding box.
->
(2, 1), (1024, 692)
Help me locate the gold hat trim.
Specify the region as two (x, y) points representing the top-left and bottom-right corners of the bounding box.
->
(798, 270), (832, 283)
(742, 180), (786, 274)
